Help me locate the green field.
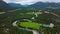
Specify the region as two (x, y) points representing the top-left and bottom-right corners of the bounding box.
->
(0, 12), (6, 14)
(19, 22), (40, 30)
(26, 11), (42, 14)
(35, 11), (42, 14)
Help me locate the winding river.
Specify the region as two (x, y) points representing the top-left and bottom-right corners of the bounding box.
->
(12, 18), (54, 34)
(12, 20), (40, 34)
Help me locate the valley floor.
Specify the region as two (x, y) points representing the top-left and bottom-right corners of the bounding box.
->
(0, 9), (60, 34)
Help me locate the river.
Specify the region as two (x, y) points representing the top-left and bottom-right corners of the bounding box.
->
(12, 20), (40, 34)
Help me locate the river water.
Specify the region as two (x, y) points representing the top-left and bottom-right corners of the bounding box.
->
(12, 20), (40, 34)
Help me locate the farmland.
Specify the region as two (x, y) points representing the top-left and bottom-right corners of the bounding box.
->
(19, 22), (40, 30)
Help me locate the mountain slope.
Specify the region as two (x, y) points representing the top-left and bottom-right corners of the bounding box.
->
(8, 3), (23, 7)
(0, 0), (13, 12)
(28, 2), (60, 10)
(8, 2), (60, 10)
(43, 8), (60, 15)
(8, 3), (28, 8)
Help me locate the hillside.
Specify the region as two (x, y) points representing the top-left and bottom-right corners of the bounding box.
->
(8, 2), (60, 9)
(28, 2), (60, 10)
(0, 0), (13, 12)
(43, 8), (60, 15)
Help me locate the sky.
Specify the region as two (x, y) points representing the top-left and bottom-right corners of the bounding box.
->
(3, 0), (60, 5)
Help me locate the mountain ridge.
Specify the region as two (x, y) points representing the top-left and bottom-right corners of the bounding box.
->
(0, 0), (13, 12)
(8, 2), (60, 9)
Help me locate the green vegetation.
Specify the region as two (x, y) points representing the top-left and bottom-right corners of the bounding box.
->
(35, 11), (42, 14)
(19, 22), (40, 30)
(0, 0), (13, 12)
(0, 9), (60, 34)
(26, 11), (42, 14)
(0, 12), (6, 14)
(0, 1), (60, 34)
(26, 12), (33, 14)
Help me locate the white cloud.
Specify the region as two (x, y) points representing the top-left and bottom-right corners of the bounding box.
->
(3, 0), (60, 5)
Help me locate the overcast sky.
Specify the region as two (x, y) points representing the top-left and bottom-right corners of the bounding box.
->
(3, 0), (60, 5)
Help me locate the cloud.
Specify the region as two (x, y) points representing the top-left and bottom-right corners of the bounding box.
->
(3, 0), (60, 5)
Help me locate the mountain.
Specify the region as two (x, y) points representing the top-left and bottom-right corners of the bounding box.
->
(0, 0), (13, 12)
(8, 3), (23, 7)
(28, 2), (60, 15)
(8, 2), (60, 10)
(8, 3), (28, 8)
(28, 2), (60, 10)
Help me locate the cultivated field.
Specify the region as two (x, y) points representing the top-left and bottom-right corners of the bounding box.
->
(19, 22), (40, 30)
